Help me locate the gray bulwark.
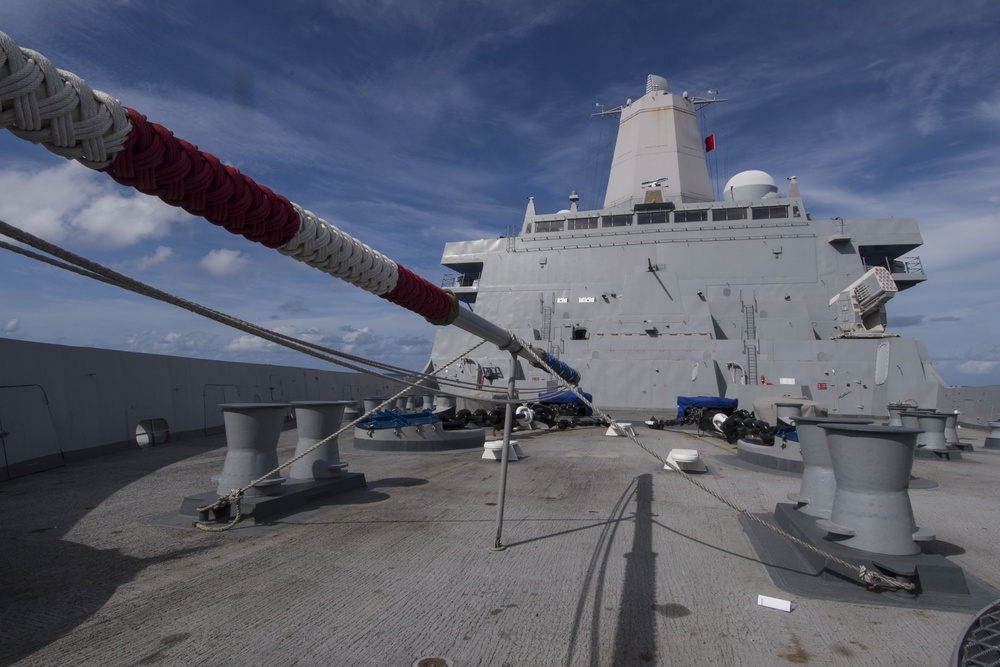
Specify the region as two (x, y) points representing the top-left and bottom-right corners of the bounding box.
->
(0, 384), (62, 479)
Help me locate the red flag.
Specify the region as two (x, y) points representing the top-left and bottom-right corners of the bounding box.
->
(704, 134), (716, 152)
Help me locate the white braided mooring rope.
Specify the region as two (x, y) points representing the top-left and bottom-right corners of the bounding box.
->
(0, 32), (131, 168)
(279, 205), (399, 295)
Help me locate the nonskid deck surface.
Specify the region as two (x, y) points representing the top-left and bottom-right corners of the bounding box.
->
(1, 421), (997, 666)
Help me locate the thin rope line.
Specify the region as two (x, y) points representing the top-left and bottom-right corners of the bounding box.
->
(0, 229), (560, 407)
(0, 223), (572, 402)
(0, 220), (498, 398)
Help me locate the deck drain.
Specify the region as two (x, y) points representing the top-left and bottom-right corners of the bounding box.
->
(412, 658), (453, 667)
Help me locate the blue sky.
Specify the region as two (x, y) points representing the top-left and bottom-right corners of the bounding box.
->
(2, 1), (1000, 386)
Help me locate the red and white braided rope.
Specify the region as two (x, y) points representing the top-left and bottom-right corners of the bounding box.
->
(0, 30), (457, 325)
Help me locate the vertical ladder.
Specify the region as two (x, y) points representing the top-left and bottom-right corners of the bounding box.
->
(540, 294), (553, 349)
(743, 300), (759, 384)
(745, 343), (759, 385)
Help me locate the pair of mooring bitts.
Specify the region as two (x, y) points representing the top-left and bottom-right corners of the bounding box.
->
(366, 395), (453, 414)
(208, 394), (475, 498)
(885, 403), (964, 452)
(783, 403), (967, 557)
(213, 401), (354, 497)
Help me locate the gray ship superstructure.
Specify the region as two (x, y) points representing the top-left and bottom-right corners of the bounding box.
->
(428, 75), (941, 416)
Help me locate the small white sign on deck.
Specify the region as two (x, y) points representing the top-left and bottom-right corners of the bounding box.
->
(757, 594), (793, 612)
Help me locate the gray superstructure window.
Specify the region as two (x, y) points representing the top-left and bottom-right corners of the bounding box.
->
(674, 209), (708, 223)
(567, 216), (599, 230)
(637, 211), (670, 225)
(602, 214), (632, 227)
(751, 205), (789, 220)
(712, 207), (748, 221)
(534, 220), (565, 233)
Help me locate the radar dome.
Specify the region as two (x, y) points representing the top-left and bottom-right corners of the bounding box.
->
(723, 170), (778, 202)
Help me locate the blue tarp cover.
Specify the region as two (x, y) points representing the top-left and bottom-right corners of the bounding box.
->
(537, 389), (594, 416)
(676, 396), (738, 415)
(538, 389), (593, 403)
(358, 410), (439, 429)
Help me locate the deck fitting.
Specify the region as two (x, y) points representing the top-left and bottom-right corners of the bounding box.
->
(413, 657), (452, 667)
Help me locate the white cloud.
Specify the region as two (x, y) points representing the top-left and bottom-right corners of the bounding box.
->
(223, 325), (323, 353)
(2, 318), (19, 333)
(199, 248), (248, 277)
(340, 326), (371, 345)
(957, 360), (1000, 375)
(216, 322), (433, 372)
(225, 335), (274, 352)
(71, 193), (176, 248)
(0, 163), (93, 242)
(135, 246), (175, 270)
(972, 95), (1000, 124)
(0, 163), (187, 249)
(124, 329), (213, 355)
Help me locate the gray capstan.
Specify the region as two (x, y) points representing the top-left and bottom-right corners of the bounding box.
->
(288, 401), (353, 481)
(774, 402), (804, 426)
(215, 403), (290, 497)
(887, 403), (909, 427)
(786, 415), (872, 520)
(984, 421), (1000, 449)
(816, 423), (932, 556)
(900, 411), (950, 452)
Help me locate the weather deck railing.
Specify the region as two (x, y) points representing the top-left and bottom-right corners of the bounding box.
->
(865, 256), (924, 276)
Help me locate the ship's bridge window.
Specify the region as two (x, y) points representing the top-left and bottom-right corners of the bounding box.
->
(567, 216), (599, 230)
(534, 220), (565, 233)
(602, 214), (632, 227)
(712, 207), (748, 221)
(637, 211), (670, 225)
(751, 205), (789, 220)
(455, 272), (480, 287)
(674, 209), (708, 223)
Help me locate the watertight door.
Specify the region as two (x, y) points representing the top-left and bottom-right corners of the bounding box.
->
(0, 385), (62, 480)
